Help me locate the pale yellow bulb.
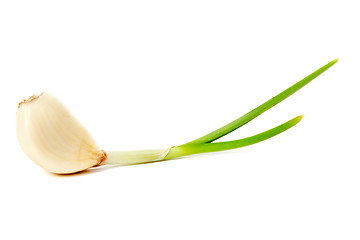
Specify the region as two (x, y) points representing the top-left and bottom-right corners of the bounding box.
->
(16, 92), (106, 174)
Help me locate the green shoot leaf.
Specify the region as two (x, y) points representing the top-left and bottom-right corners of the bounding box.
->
(165, 115), (303, 159)
(181, 59), (338, 146)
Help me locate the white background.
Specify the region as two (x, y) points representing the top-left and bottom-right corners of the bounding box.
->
(0, 0), (359, 239)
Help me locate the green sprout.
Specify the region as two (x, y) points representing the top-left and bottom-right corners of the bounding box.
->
(17, 59), (338, 174)
(164, 59), (338, 160)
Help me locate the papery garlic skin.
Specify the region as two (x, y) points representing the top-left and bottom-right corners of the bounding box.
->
(16, 92), (106, 174)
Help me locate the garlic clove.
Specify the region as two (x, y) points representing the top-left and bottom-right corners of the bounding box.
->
(16, 92), (106, 174)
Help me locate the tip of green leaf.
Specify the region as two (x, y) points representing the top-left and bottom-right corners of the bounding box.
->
(293, 114), (304, 124)
(322, 58), (339, 71)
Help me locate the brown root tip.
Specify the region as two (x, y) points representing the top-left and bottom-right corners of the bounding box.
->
(93, 150), (108, 168)
(18, 93), (43, 108)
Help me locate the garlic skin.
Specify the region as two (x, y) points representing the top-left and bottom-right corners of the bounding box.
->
(16, 92), (106, 174)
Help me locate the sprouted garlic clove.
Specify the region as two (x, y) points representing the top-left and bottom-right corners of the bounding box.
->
(16, 59), (338, 175)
